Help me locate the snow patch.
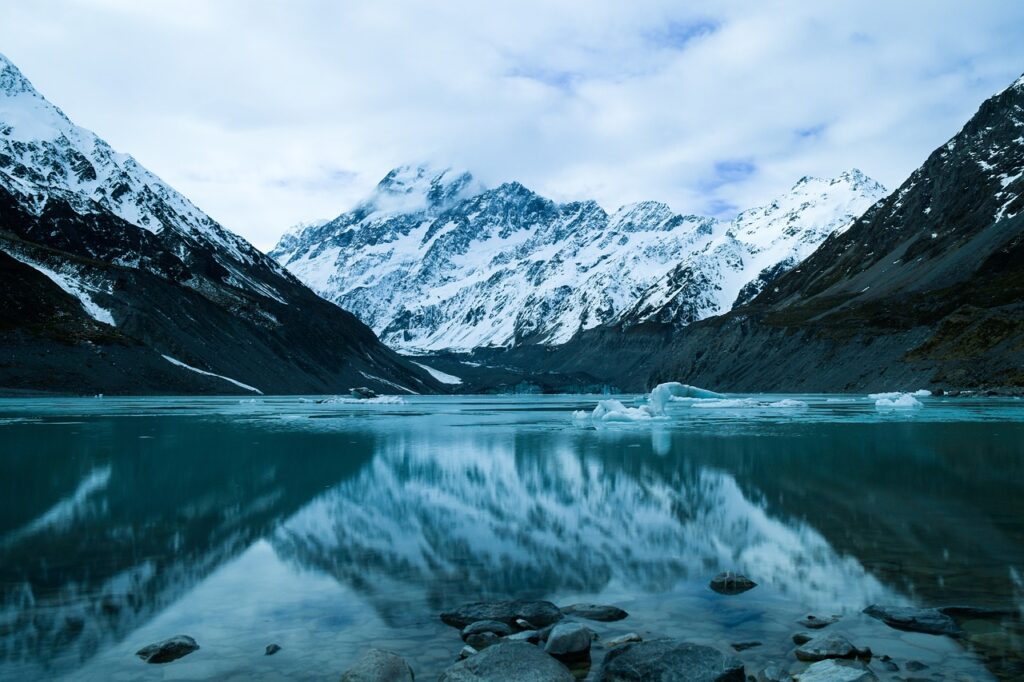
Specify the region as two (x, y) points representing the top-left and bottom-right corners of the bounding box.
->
(161, 355), (263, 394)
(5, 251), (115, 325)
(411, 361), (462, 385)
(359, 371), (417, 394)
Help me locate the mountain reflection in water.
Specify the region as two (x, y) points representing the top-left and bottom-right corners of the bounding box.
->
(0, 395), (1021, 680)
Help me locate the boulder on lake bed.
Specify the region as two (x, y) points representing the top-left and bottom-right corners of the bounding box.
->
(135, 635), (199, 664)
(862, 604), (961, 637)
(339, 648), (414, 682)
(794, 659), (877, 682)
(798, 614), (839, 629)
(441, 600), (563, 629)
(599, 639), (744, 681)
(265, 643), (281, 656)
(560, 603), (629, 622)
(544, 622), (593, 658)
(464, 631), (501, 651)
(709, 572), (757, 595)
(439, 641), (573, 681)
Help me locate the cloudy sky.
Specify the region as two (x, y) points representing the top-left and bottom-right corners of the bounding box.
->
(2, 1), (1023, 250)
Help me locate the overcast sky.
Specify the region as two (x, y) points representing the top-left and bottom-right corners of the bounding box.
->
(2, 1), (1023, 250)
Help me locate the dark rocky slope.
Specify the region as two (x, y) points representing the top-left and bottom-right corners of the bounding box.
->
(494, 73), (1024, 393)
(0, 54), (439, 395)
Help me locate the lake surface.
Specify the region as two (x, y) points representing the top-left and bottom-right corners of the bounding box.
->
(1, 394), (1022, 680)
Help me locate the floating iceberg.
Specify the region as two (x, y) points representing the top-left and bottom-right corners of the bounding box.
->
(691, 398), (760, 409)
(870, 390), (931, 400)
(874, 393), (923, 409)
(650, 382), (727, 414)
(768, 399), (808, 408)
(574, 382), (726, 423)
(318, 395), (407, 405)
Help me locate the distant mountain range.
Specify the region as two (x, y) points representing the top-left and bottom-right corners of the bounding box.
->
(506, 72), (1024, 392)
(0, 53), (439, 395)
(271, 166), (885, 353)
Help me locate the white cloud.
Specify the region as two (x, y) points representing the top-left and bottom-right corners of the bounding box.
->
(1, 0), (1022, 250)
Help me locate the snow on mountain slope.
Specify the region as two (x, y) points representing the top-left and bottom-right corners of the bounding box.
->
(623, 170), (887, 327)
(0, 52), (286, 299)
(273, 165), (885, 352)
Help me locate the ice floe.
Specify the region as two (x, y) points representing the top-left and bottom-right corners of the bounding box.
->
(874, 393), (924, 409)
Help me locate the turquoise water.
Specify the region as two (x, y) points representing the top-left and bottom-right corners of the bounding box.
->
(1, 394), (1022, 680)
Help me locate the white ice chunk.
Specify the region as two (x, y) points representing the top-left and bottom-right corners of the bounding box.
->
(874, 393), (923, 409)
(649, 382), (726, 415)
(768, 399), (808, 408)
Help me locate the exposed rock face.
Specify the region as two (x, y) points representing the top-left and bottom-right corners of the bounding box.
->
(862, 605), (962, 637)
(461, 620), (513, 639)
(560, 603), (629, 622)
(0, 53), (439, 396)
(135, 635), (199, 664)
(441, 601), (564, 629)
(599, 640), (744, 681)
(438, 641), (574, 682)
(339, 649), (415, 682)
(271, 164), (883, 354)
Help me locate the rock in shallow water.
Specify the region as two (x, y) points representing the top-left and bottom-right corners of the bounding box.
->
(439, 641), (573, 681)
(560, 603), (629, 622)
(462, 620), (513, 639)
(441, 600), (563, 629)
(794, 659), (877, 681)
(135, 635), (200, 664)
(708, 572), (757, 595)
(599, 639), (744, 681)
(798, 614), (839, 629)
(544, 623), (593, 658)
(265, 643), (281, 656)
(794, 633), (860, 662)
(340, 649), (414, 682)
(862, 604), (961, 637)
(605, 632), (642, 648)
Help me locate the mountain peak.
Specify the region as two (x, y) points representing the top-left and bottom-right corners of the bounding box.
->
(360, 164), (484, 217)
(0, 52), (36, 97)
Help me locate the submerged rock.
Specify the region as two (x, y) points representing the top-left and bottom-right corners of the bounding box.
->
(792, 633), (814, 645)
(438, 641), (573, 681)
(265, 643), (281, 656)
(560, 603), (629, 622)
(135, 635), (200, 664)
(731, 641), (761, 651)
(544, 623), (593, 658)
(462, 620), (513, 639)
(605, 632), (642, 648)
(600, 639), (744, 681)
(794, 659), (877, 681)
(757, 664), (788, 682)
(709, 572), (757, 595)
(798, 615), (839, 630)
(340, 649), (414, 682)
(794, 633), (860, 662)
(862, 605), (961, 637)
(441, 600), (563, 629)
(507, 630), (540, 643)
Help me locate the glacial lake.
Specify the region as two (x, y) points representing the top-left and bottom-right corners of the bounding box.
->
(1, 394), (1022, 680)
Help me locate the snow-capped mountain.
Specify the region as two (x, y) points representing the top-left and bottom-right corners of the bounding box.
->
(0, 53), (439, 395)
(621, 170), (887, 327)
(271, 166), (884, 352)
